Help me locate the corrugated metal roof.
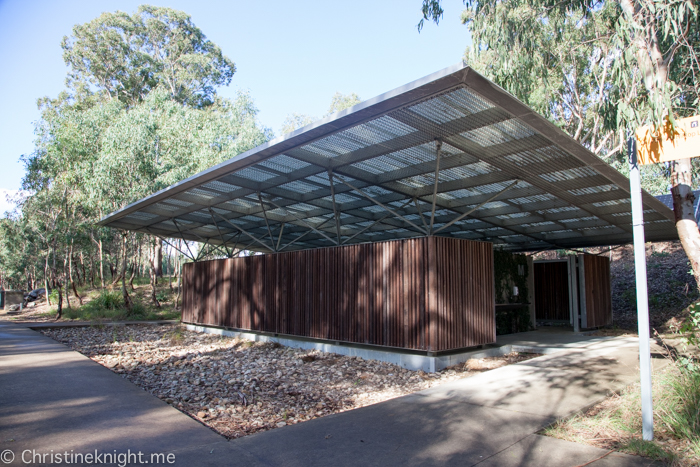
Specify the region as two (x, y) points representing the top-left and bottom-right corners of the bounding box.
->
(98, 63), (678, 253)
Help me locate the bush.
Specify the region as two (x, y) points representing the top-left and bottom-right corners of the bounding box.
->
(48, 289), (59, 303)
(91, 290), (123, 311)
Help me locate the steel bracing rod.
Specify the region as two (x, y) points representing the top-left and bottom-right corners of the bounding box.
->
(171, 218), (197, 259)
(341, 198), (414, 245)
(265, 199), (338, 245)
(334, 175), (428, 235)
(327, 168), (342, 244)
(234, 237), (256, 257)
(279, 216), (334, 252)
(197, 238), (230, 261)
(429, 139), (443, 234)
(180, 227), (230, 261)
(211, 210), (274, 252)
(229, 230), (242, 257)
(276, 222), (285, 251)
(413, 196), (429, 231)
(207, 208), (233, 257)
(257, 192), (277, 251)
(146, 231), (196, 262)
(433, 180), (520, 234)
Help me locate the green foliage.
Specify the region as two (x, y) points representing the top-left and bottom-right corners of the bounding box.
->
(61, 5), (235, 108)
(280, 113), (315, 135)
(420, 0), (700, 190)
(90, 88), (271, 214)
(0, 5), (272, 298)
(669, 301), (700, 371)
(92, 289), (123, 311)
(61, 288), (177, 321)
(657, 366), (700, 447)
(325, 92), (361, 116)
(279, 92), (362, 135)
(48, 288), (59, 304)
(681, 302), (700, 346)
(619, 438), (677, 463)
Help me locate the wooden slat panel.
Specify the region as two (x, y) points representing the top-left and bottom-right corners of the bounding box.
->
(582, 255), (612, 328)
(180, 237), (494, 351)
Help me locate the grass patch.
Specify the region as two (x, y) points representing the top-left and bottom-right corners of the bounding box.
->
(544, 361), (700, 466)
(621, 438), (677, 464)
(59, 288), (180, 322)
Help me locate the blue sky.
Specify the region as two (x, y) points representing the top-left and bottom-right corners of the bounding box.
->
(0, 0), (470, 212)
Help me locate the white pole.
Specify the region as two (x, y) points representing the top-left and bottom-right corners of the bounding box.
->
(628, 136), (654, 440)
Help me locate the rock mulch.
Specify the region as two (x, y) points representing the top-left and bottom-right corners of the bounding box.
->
(42, 324), (537, 439)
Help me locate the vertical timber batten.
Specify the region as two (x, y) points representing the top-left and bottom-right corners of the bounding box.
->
(182, 237), (495, 352)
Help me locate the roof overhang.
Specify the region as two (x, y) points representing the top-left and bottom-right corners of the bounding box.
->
(98, 63), (678, 253)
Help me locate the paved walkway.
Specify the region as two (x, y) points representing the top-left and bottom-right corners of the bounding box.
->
(0, 321), (664, 466)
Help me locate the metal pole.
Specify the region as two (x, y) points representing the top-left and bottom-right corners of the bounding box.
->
(628, 136), (654, 441)
(429, 139), (442, 234)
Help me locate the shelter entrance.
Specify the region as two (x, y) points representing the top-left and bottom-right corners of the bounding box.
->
(533, 255), (612, 331)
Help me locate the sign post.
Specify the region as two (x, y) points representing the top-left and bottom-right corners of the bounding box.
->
(628, 136), (654, 441)
(631, 115), (700, 441)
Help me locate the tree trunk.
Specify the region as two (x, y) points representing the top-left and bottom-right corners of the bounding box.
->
(671, 158), (700, 291)
(175, 255), (182, 310)
(68, 243), (83, 305)
(121, 233), (133, 314)
(149, 240), (160, 308)
(44, 255), (52, 306)
(129, 241), (139, 291)
(63, 254), (72, 310)
(55, 281), (63, 320)
(155, 239), (163, 279)
(99, 237), (105, 289)
(79, 252), (87, 287)
(89, 254), (95, 288)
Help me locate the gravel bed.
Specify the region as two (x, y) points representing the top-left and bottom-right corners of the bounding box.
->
(41, 324), (537, 439)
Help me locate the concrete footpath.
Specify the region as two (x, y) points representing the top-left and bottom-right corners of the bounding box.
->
(0, 320), (664, 466)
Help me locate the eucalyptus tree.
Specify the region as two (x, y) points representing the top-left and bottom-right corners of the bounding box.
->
(88, 88), (271, 304)
(326, 92), (362, 115)
(420, 0), (700, 288)
(61, 5), (235, 108)
(8, 5), (272, 315)
(279, 92), (362, 134)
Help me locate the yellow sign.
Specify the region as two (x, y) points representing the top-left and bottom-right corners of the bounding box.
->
(636, 115), (700, 165)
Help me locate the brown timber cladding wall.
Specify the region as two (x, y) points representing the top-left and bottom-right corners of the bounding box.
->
(182, 237), (495, 352)
(581, 254), (612, 328)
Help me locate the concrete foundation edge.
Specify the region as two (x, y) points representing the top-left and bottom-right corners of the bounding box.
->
(185, 324), (540, 372)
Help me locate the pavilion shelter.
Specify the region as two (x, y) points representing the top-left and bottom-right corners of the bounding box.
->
(99, 63), (678, 353)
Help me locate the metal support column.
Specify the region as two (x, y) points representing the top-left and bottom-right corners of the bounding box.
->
(629, 136), (654, 441)
(257, 192), (277, 251)
(429, 139), (442, 234)
(327, 168), (343, 244)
